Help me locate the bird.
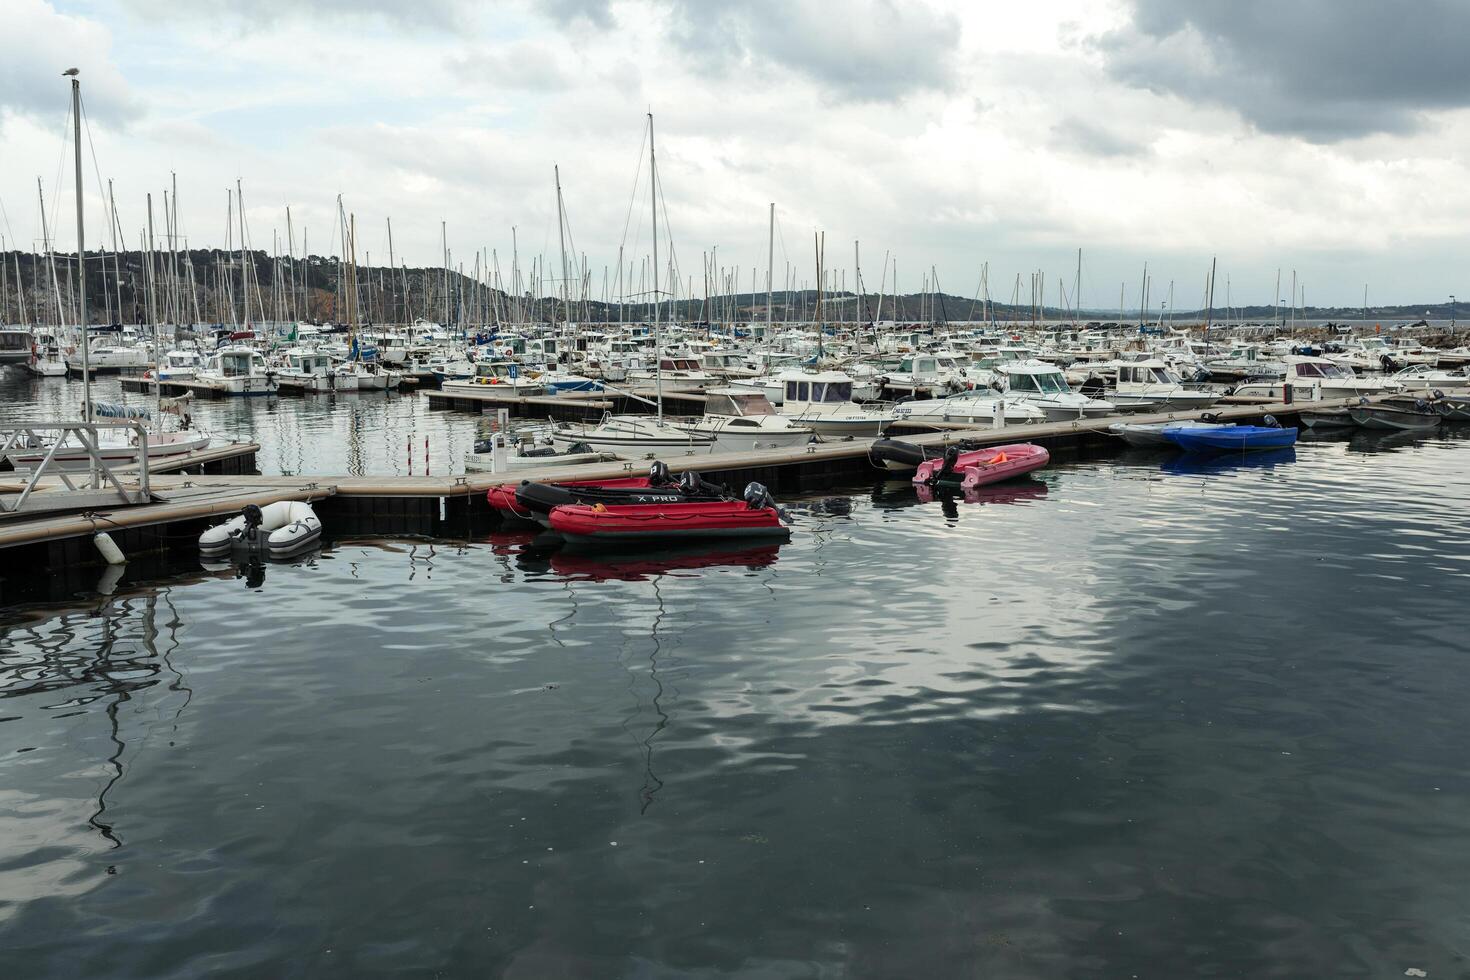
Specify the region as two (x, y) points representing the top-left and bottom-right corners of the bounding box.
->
(63, 68), (79, 76)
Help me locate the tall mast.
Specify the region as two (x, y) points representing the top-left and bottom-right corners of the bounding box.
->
(68, 71), (92, 423)
(555, 164), (568, 332)
(766, 202), (775, 329)
(649, 112), (662, 422)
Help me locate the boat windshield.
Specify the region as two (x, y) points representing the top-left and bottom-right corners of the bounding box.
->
(822, 381), (853, 402)
(1150, 367), (1178, 384)
(1009, 371), (1068, 394)
(708, 393), (772, 417)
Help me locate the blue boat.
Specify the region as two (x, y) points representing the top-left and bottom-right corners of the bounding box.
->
(1164, 422), (1297, 453)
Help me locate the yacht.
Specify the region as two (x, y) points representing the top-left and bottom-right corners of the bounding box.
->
(1390, 364), (1470, 393)
(195, 346), (279, 396)
(674, 389), (816, 451)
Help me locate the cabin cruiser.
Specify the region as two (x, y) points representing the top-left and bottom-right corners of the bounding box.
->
(0, 326), (32, 365)
(673, 389), (816, 451)
(340, 359), (401, 391)
(549, 414), (718, 457)
(1109, 359), (1225, 410)
(628, 355), (716, 391)
(69, 343), (151, 374)
(776, 371), (898, 437)
(276, 349), (354, 392)
(1203, 343), (1284, 382)
(992, 360), (1115, 421)
(882, 352), (968, 398)
(195, 346), (278, 396)
(1234, 356), (1403, 401)
(699, 351), (758, 380)
(155, 349), (204, 382)
(427, 353), (474, 382)
(1329, 336), (1438, 371)
(442, 361), (545, 395)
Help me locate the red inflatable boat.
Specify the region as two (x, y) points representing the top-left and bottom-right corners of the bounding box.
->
(912, 443), (1049, 487)
(548, 500), (789, 545)
(487, 475), (652, 521)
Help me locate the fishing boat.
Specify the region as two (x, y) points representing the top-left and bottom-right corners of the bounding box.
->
(1107, 419), (1235, 447)
(198, 500), (322, 558)
(195, 346), (278, 396)
(1108, 359), (1225, 410)
(1348, 398), (1442, 431)
(275, 349), (347, 393)
(673, 388), (815, 451)
(547, 483), (789, 544)
(1164, 419), (1298, 452)
(155, 350), (204, 382)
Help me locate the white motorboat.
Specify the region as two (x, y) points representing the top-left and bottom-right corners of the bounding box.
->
(549, 414), (718, 457)
(1234, 356), (1403, 401)
(777, 371), (898, 437)
(275, 349), (342, 392)
(628, 354), (716, 391)
(1109, 359), (1225, 410)
(892, 389), (1047, 426)
(442, 361), (544, 395)
(156, 349), (204, 382)
(1389, 364), (1470, 394)
(993, 360), (1116, 421)
(673, 388), (816, 451)
(68, 343), (151, 374)
(195, 346), (279, 396)
(3, 404), (211, 472)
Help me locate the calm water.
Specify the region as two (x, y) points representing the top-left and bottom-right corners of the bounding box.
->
(0, 372), (490, 476)
(4, 375), (1470, 976)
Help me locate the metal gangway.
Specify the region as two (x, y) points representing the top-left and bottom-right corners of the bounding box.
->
(0, 422), (152, 515)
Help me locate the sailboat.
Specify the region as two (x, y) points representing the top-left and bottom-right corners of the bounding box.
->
(548, 113), (717, 457)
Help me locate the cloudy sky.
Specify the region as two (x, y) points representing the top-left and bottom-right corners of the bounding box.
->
(3, 0), (1469, 309)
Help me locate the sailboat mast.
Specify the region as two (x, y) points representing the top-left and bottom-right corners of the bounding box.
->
(649, 112), (662, 422)
(69, 72), (91, 422)
(767, 203), (774, 328)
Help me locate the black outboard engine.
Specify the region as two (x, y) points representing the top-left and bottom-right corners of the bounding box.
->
(241, 503), (265, 544)
(928, 445), (961, 485)
(1380, 353), (1398, 372)
(1415, 398), (1430, 412)
(1261, 415), (1281, 429)
(649, 460), (672, 485)
(679, 469), (702, 496)
(743, 482), (777, 511)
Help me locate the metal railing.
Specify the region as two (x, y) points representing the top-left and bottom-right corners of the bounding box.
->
(0, 422), (151, 515)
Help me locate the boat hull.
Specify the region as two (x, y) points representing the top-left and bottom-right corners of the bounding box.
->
(549, 501), (789, 544)
(1165, 426), (1298, 453)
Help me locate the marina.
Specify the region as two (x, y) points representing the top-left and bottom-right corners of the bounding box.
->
(8, 5), (1470, 973)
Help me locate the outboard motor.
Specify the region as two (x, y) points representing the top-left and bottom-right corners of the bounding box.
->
(1432, 389), (1446, 401)
(743, 482), (780, 516)
(1415, 398), (1430, 412)
(929, 445), (961, 485)
(1261, 415), (1281, 429)
(1380, 353), (1398, 372)
(679, 469), (702, 496)
(649, 460), (672, 485)
(241, 503), (265, 544)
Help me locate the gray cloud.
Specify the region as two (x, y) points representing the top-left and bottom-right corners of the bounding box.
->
(120, 0), (466, 31)
(1050, 116), (1149, 159)
(666, 0), (960, 101)
(1097, 0), (1470, 141)
(541, 0), (614, 28)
